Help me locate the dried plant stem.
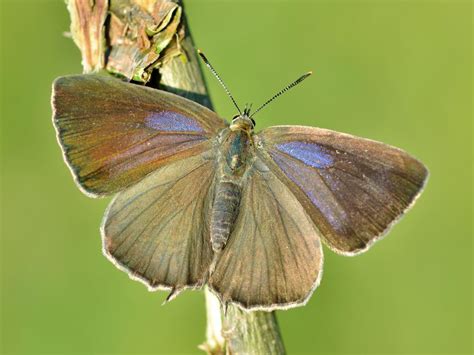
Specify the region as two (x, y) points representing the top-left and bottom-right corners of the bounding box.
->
(66, 0), (285, 353)
(201, 289), (285, 354)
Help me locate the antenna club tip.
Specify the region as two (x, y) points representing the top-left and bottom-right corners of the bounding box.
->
(307, 71), (313, 76)
(197, 49), (207, 59)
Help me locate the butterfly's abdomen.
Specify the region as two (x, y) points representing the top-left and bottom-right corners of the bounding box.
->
(210, 180), (242, 252)
(210, 128), (252, 252)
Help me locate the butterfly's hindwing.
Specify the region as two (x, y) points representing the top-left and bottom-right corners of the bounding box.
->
(209, 157), (323, 311)
(102, 151), (217, 292)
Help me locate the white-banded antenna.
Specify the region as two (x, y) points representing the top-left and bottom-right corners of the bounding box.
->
(250, 72), (312, 118)
(198, 50), (242, 115)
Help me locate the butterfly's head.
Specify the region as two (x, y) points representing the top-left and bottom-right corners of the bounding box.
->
(230, 106), (255, 132)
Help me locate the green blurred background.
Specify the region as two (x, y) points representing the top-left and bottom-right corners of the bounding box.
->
(1, 1), (472, 354)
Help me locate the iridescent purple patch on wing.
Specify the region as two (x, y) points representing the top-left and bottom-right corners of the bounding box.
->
(145, 111), (204, 132)
(271, 151), (345, 231)
(276, 142), (333, 168)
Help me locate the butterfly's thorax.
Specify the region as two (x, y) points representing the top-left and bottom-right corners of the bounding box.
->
(211, 120), (254, 252)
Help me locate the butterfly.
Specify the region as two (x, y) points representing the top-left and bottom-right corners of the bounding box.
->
(52, 52), (428, 311)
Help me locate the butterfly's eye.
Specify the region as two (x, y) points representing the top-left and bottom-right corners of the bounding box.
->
(250, 118), (256, 127)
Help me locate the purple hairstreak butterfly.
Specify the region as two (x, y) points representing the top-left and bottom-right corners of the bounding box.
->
(52, 51), (428, 311)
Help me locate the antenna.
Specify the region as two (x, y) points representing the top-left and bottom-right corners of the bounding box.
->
(250, 72), (312, 118)
(197, 50), (242, 115)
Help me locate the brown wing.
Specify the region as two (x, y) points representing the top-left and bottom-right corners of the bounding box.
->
(52, 74), (227, 196)
(102, 152), (216, 295)
(255, 126), (429, 255)
(208, 158), (323, 311)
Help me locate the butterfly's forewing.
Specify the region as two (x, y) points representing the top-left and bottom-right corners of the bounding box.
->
(256, 126), (428, 255)
(102, 151), (216, 293)
(209, 158), (323, 310)
(52, 74), (227, 196)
